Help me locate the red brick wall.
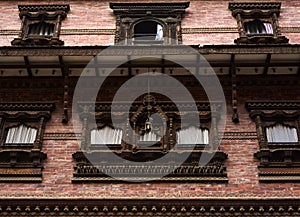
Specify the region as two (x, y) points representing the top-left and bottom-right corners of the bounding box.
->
(0, 75), (300, 198)
(0, 0), (299, 46)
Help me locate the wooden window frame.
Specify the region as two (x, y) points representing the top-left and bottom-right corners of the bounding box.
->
(0, 102), (55, 182)
(11, 4), (70, 46)
(72, 97), (228, 183)
(229, 2), (289, 44)
(246, 101), (300, 182)
(110, 2), (189, 45)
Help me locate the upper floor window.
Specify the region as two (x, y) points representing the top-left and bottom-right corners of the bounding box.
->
(28, 21), (55, 37)
(176, 126), (209, 145)
(110, 2), (189, 45)
(11, 4), (70, 46)
(246, 101), (300, 182)
(0, 102), (55, 182)
(91, 127), (123, 145)
(5, 124), (37, 145)
(229, 2), (288, 44)
(133, 21), (164, 43)
(266, 124), (298, 144)
(244, 19), (273, 35)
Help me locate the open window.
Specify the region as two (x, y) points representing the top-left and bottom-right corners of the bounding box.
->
(11, 4), (70, 46)
(229, 2), (288, 44)
(0, 102), (55, 182)
(133, 21), (164, 44)
(246, 101), (300, 182)
(110, 2), (189, 45)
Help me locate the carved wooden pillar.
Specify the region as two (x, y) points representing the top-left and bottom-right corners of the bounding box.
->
(62, 72), (69, 123)
(53, 15), (62, 39)
(34, 117), (45, 149)
(255, 115), (267, 149)
(297, 117), (300, 145)
(115, 16), (121, 44)
(236, 13), (245, 36)
(0, 117), (3, 144)
(81, 105), (90, 151)
(272, 13), (280, 36)
(123, 18), (132, 45)
(210, 105), (219, 150)
(168, 117), (174, 150)
(19, 15), (26, 38)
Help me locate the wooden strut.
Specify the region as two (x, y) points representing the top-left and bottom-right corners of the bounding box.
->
(60, 56), (69, 123)
(231, 54), (239, 123)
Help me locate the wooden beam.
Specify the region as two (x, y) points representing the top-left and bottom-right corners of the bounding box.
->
(263, 53), (272, 75)
(23, 56), (32, 77)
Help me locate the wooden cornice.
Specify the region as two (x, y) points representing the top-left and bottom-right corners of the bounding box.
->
(228, 2), (281, 11)
(1, 45), (300, 56)
(0, 198), (300, 216)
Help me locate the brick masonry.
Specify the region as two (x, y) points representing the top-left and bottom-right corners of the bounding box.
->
(0, 74), (299, 198)
(0, 0), (299, 46)
(0, 0), (299, 200)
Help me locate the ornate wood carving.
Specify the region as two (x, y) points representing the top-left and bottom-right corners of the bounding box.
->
(246, 101), (300, 182)
(0, 102), (55, 182)
(11, 4), (70, 46)
(1, 198), (300, 216)
(1, 45), (300, 57)
(110, 2), (189, 45)
(229, 2), (289, 45)
(73, 97), (227, 182)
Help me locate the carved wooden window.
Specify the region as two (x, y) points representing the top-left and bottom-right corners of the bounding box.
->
(90, 127), (123, 145)
(11, 5), (70, 46)
(266, 124), (298, 144)
(176, 127), (209, 146)
(110, 2), (189, 45)
(246, 101), (300, 182)
(0, 102), (55, 182)
(73, 97), (228, 183)
(4, 124), (37, 145)
(28, 21), (55, 37)
(228, 2), (289, 44)
(133, 21), (164, 44)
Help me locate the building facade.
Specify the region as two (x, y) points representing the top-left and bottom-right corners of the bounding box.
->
(0, 0), (300, 216)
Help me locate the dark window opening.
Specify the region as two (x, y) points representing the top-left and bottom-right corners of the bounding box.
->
(134, 21), (163, 41)
(244, 19), (273, 34)
(28, 22), (55, 37)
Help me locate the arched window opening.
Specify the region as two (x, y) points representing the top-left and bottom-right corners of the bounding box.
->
(266, 124), (298, 143)
(134, 21), (163, 41)
(244, 19), (273, 34)
(28, 21), (55, 37)
(91, 126), (123, 144)
(139, 131), (161, 142)
(176, 126), (209, 145)
(5, 124), (37, 144)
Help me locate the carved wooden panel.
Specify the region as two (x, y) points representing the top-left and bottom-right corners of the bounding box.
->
(11, 4), (70, 46)
(0, 102), (55, 182)
(246, 101), (300, 182)
(228, 2), (289, 44)
(110, 2), (189, 45)
(73, 96), (227, 182)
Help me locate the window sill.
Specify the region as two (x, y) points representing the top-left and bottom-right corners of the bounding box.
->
(11, 37), (64, 46)
(234, 35), (289, 45)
